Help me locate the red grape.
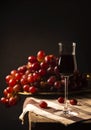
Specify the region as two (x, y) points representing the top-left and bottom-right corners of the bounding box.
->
(31, 62), (40, 71)
(27, 75), (35, 83)
(0, 97), (7, 104)
(39, 101), (48, 108)
(20, 75), (28, 85)
(47, 76), (56, 85)
(58, 97), (64, 103)
(69, 99), (77, 105)
(3, 89), (8, 97)
(38, 69), (46, 76)
(9, 96), (17, 106)
(47, 66), (54, 74)
(15, 72), (22, 80)
(44, 54), (56, 66)
(28, 86), (37, 94)
(8, 78), (17, 87)
(54, 81), (61, 89)
(10, 70), (17, 76)
(40, 61), (48, 69)
(13, 84), (21, 92)
(23, 84), (30, 92)
(17, 65), (27, 74)
(33, 72), (40, 80)
(28, 56), (37, 63)
(37, 50), (46, 62)
(5, 75), (12, 83)
(54, 66), (60, 75)
(6, 86), (13, 93)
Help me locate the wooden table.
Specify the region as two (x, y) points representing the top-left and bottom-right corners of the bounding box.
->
(28, 111), (91, 130)
(21, 91), (91, 130)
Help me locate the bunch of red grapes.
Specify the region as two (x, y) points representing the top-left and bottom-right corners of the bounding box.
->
(0, 50), (88, 107)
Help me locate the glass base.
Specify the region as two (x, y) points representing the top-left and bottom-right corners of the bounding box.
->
(60, 108), (79, 117)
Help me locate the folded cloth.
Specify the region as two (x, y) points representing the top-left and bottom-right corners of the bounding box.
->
(19, 97), (91, 126)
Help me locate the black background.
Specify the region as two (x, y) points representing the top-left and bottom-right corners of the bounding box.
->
(0, 0), (90, 129)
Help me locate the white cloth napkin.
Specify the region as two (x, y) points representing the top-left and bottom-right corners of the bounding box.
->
(19, 97), (74, 125)
(19, 97), (91, 126)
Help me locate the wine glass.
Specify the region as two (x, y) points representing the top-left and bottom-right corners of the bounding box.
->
(58, 42), (78, 116)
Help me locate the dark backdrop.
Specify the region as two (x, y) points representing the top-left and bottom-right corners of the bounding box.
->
(0, 1), (90, 129)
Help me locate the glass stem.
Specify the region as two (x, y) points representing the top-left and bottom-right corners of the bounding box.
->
(64, 76), (69, 110)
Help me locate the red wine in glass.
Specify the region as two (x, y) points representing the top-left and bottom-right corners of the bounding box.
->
(58, 54), (77, 75)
